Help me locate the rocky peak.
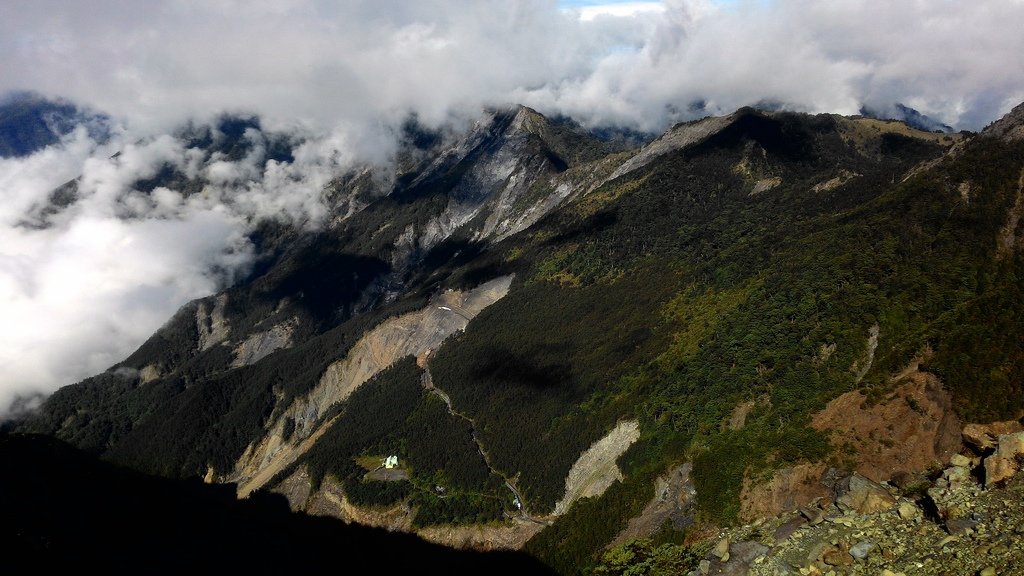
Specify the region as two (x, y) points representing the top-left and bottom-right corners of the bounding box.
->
(607, 110), (739, 181)
(981, 101), (1024, 141)
(508, 105), (549, 137)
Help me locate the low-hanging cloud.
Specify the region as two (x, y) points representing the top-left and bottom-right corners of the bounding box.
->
(0, 123), (365, 416)
(2, 0), (1024, 414)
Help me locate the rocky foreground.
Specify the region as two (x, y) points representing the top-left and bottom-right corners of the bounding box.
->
(692, 423), (1024, 576)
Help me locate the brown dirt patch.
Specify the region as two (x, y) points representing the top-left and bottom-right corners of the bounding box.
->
(739, 462), (829, 521)
(811, 370), (961, 482)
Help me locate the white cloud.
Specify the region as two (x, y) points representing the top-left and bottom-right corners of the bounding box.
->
(571, 2), (666, 21)
(0, 123), (355, 416)
(5, 0), (1023, 135)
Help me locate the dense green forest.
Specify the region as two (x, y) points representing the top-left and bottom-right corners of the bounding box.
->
(430, 113), (1024, 572)
(302, 357), (511, 526)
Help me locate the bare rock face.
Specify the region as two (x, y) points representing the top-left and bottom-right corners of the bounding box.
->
(417, 521), (546, 551)
(740, 370), (958, 521)
(232, 275), (514, 497)
(607, 113), (737, 182)
(811, 169), (860, 193)
(739, 462), (829, 521)
(196, 294), (230, 351)
(553, 420), (640, 516)
(138, 364), (161, 384)
(231, 319), (296, 367)
(723, 400), (756, 431)
(610, 463), (695, 547)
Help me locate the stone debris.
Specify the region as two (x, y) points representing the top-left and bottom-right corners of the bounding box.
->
(695, 420), (1024, 576)
(848, 539), (876, 560)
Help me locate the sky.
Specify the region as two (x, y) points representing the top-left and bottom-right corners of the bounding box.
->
(1, 0), (1024, 415)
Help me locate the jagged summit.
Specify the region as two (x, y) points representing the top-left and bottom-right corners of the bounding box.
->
(859, 102), (954, 133)
(982, 100), (1024, 141)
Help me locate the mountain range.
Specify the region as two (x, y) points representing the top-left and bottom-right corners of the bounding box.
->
(5, 94), (1024, 574)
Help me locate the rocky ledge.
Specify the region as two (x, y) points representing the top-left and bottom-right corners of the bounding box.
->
(691, 422), (1024, 576)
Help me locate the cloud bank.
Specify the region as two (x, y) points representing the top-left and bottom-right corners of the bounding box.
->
(0, 123), (365, 415)
(4, 0), (1023, 136)
(2, 0), (1024, 414)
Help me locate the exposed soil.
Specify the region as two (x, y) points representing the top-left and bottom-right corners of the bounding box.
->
(610, 463), (696, 547)
(811, 371), (961, 483)
(554, 420), (641, 516)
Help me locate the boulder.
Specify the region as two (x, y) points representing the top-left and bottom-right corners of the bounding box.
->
(949, 453), (971, 468)
(927, 483), (971, 523)
(799, 505), (825, 526)
(834, 474), (897, 514)
(943, 464), (972, 488)
(998, 430), (1024, 456)
(984, 455), (1018, 487)
(773, 514), (807, 543)
(703, 540), (768, 576)
(963, 421), (1023, 453)
(983, 431), (1024, 486)
(897, 501), (920, 521)
(946, 516), (980, 534)
(711, 537), (730, 559)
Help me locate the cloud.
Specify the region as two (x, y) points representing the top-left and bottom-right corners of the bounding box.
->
(2, 0), (1024, 414)
(0, 122), (361, 416)
(523, 0), (1024, 130)
(566, 1), (666, 21)
(4, 0), (1022, 137)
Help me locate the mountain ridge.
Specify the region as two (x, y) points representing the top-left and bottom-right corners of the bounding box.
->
(10, 100), (1024, 574)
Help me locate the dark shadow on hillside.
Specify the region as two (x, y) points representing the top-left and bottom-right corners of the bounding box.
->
(232, 233), (391, 329)
(548, 208), (619, 245)
(471, 348), (572, 391)
(0, 433), (556, 575)
(695, 108), (818, 161)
